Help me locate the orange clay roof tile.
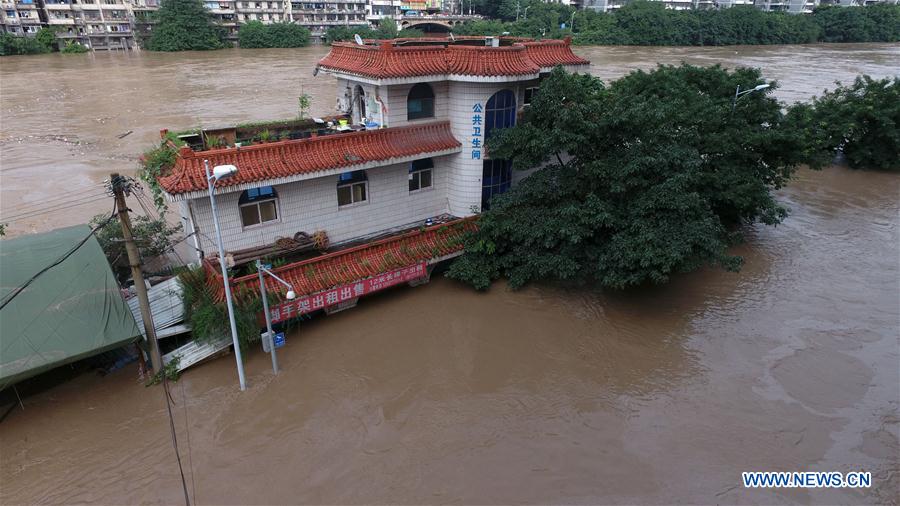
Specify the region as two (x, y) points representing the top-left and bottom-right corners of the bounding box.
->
(316, 38), (588, 80)
(203, 217), (477, 303)
(158, 121), (461, 195)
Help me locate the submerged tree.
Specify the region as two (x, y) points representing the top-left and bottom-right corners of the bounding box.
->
(449, 65), (811, 291)
(91, 213), (182, 282)
(238, 21), (311, 48)
(787, 75), (900, 171)
(146, 0), (226, 52)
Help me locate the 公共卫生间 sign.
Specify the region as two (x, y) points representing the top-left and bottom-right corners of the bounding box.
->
(264, 262), (427, 324)
(471, 102), (483, 160)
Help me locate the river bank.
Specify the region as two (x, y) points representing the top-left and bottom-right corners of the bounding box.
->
(1, 164), (897, 504)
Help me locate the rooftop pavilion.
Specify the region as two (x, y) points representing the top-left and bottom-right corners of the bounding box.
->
(315, 36), (590, 83)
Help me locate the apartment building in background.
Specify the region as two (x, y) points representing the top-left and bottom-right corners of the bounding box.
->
(0, 0), (44, 37)
(583, 0), (896, 12)
(1, 0), (897, 50)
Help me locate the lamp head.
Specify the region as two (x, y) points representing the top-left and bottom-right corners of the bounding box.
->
(286, 290), (296, 300)
(212, 164), (238, 180)
(754, 84), (770, 91)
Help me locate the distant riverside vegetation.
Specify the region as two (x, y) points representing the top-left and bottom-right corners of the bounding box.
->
(328, 1), (900, 46)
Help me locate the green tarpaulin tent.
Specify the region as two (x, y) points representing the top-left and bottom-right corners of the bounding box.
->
(0, 225), (141, 388)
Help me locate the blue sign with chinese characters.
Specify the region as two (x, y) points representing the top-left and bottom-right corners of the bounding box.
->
(273, 332), (285, 348)
(471, 102), (483, 160)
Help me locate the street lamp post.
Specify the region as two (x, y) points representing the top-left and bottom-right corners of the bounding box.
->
(256, 259), (296, 375)
(204, 160), (247, 391)
(524, 6), (530, 20)
(732, 83), (771, 113)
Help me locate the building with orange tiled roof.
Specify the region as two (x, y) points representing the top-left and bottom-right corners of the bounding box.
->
(159, 36), (588, 311)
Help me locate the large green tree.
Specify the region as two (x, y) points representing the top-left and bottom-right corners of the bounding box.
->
(448, 65), (811, 291)
(146, 0), (226, 51)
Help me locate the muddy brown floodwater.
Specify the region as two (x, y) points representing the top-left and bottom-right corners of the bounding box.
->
(0, 44), (898, 505)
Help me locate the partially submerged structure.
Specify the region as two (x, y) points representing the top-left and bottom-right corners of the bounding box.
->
(158, 36), (589, 317)
(0, 225), (141, 389)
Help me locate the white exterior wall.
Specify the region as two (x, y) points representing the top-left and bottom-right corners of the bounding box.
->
(446, 80), (530, 216)
(385, 81), (450, 128)
(338, 76), (534, 216)
(188, 157), (451, 257)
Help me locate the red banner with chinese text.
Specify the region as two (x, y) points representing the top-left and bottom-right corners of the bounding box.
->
(262, 262), (427, 325)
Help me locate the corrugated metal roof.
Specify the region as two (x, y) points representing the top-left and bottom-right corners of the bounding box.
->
(127, 276), (187, 339)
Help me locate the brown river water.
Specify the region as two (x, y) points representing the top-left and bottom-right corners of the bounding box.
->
(0, 44), (898, 504)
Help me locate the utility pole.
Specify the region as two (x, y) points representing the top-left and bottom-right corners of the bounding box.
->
(111, 173), (163, 373)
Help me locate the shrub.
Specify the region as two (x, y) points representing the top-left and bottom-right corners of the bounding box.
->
(61, 41), (89, 54)
(239, 21), (310, 48)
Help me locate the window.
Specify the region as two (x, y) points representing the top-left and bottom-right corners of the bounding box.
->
(481, 159), (512, 210)
(352, 85), (366, 124)
(337, 170), (367, 206)
(524, 87), (539, 106)
(239, 186), (278, 227)
(409, 158), (433, 192)
(407, 83), (435, 120)
(485, 89), (516, 139)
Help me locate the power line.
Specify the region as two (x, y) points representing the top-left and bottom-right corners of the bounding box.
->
(2, 195), (110, 222)
(5, 185), (108, 212)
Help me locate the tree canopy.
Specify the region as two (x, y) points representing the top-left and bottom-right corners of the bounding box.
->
(146, 0), (226, 52)
(238, 21), (311, 48)
(448, 65), (811, 291)
(454, 0), (898, 46)
(325, 19), (424, 44)
(90, 213), (182, 282)
(788, 75), (900, 171)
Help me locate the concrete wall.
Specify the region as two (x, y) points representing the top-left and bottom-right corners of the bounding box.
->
(187, 156), (452, 259)
(384, 81), (451, 128)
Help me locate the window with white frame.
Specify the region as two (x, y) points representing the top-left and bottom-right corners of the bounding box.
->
(239, 186), (278, 227)
(524, 86), (539, 106)
(337, 170), (367, 206)
(408, 158), (433, 192)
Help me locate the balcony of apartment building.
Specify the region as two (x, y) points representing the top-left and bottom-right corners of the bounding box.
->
(47, 15), (76, 25)
(44, 0), (74, 10)
(14, 10), (38, 22)
(205, 1), (236, 14)
(15, 1), (37, 9)
(99, 0), (127, 9)
(79, 0), (101, 10)
(55, 25), (86, 37)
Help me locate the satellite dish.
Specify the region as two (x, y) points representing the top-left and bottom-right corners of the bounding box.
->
(449, 32), (455, 42)
(354, 34), (364, 46)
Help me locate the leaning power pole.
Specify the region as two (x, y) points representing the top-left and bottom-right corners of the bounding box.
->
(110, 173), (163, 373)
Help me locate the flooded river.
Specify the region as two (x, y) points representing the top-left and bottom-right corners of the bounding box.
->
(1, 44), (898, 504)
(1, 43), (898, 233)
